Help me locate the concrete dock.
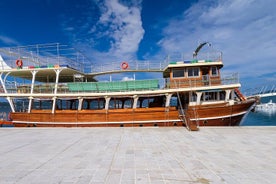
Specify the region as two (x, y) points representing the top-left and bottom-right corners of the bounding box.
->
(0, 127), (275, 184)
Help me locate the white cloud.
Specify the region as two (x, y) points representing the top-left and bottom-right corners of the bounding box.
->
(91, 0), (144, 60)
(158, 0), (276, 88)
(0, 35), (20, 46)
(64, 0), (145, 68)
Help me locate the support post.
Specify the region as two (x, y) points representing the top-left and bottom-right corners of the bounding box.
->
(28, 97), (33, 113)
(54, 69), (62, 94)
(30, 70), (38, 94)
(165, 93), (172, 107)
(225, 90), (231, 101)
(105, 96), (111, 110)
(0, 72), (7, 93)
(78, 98), (83, 110)
(133, 95), (139, 109)
(6, 97), (15, 113)
(52, 97), (56, 114)
(196, 92), (202, 105)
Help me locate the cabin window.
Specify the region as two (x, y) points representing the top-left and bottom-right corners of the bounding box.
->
(201, 92), (217, 101)
(137, 96), (165, 108)
(170, 96), (178, 107)
(211, 66), (218, 76)
(56, 99), (78, 110)
(14, 99), (29, 112)
(139, 98), (154, 108)
(190, 92), (197, 102)
(187, 67), (199, 77)
(83, 99), (105, 110)
(172, 69), (185, 78)
(219, 91), (226, 100)
(33, 99), (52, 110)
(109, 98), (133, 109)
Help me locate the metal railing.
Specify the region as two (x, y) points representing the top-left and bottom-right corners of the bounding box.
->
(0, 73), (239, 95)
(0, 43), (87, 72)
(90, 60), (167, 75)
(89, 52), (223, 75)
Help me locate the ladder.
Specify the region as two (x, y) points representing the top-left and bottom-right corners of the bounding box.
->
(234, 88), (246, 101)
(176, 90), (190, 131)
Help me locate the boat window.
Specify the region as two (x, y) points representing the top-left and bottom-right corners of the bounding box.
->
(82, 99), (105, 110)
(137, 96), (165, 108)
(170, 96), (178, 107)
(211, 66), (218, 76)
(109, 98), (133, 109)
(137, 97), (154, 108)
(124, 99), (133, 108)
(56, 99), (78, 110)
(109, 99), (118, 109)
(187, 67), (199, 77)
(92, 99), (104, 109)
(190, 92), (197, 102)
(172, 69), (185, 78)
(14, 99), (29, 112)
(219, 91), (226, 100)
(201, 92), (217, 101)
(33, 99), (52, 110)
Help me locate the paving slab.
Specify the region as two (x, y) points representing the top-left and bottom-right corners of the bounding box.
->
(0, 126), (275, 184)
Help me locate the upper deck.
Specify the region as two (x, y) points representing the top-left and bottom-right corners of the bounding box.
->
(0, 43), (239, 97)
(0, 43), (223, 78)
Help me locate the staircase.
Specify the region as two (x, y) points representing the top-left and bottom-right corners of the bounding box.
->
(234, 88), (246, 101)
(175, 90), (199, 131)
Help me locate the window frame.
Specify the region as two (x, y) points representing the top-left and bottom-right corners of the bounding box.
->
(172, 68), (185, 78)
(211, 66), (218, 76)
(187, 67), (200, 78)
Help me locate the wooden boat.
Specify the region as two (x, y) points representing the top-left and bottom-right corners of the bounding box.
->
(0, 43), (256, 130)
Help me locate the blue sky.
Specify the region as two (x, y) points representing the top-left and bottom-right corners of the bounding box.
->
(0, 0), (275, 90)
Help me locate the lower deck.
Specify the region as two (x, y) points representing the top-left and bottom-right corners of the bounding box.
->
(10, 99), (255, 128)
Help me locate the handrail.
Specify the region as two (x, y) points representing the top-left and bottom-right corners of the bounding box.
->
(0, 73), (239, 95)
(90, 60), (166, 75)
(174, 81), (190, 131)
(0, 43), (87, 72)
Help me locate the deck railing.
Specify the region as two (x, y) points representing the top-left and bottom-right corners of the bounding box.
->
(89, 60), (166, 75)
(0, 43), (86, 72)
(1, 73), (239, 95)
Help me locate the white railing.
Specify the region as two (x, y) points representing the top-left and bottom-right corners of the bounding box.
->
(90, 60), (166, 74)
(0, 43), (87, 72)
(0, 73), (240, 95)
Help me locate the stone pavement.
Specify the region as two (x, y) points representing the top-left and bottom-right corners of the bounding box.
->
(0, 127), (275, 184)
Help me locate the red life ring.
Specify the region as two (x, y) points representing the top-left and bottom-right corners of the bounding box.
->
(16, 59), (23, 68)
(121, 62), (128, 70)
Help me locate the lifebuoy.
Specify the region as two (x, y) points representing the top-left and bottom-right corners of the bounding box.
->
(16, 59), (23, 68)
(121, 62), (128, 70)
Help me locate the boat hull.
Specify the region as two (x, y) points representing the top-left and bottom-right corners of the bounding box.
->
(186, 100), (255, 126)
(10, 100), (255, 128)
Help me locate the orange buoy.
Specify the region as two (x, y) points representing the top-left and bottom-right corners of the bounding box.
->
(121, 62), (128, 70)
(16, 59), (23, 68)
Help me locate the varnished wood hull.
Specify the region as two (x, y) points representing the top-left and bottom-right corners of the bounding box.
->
(0, 120), (14, 127)
(185, 100), (255, 126)
(10, 100), (255, 128)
